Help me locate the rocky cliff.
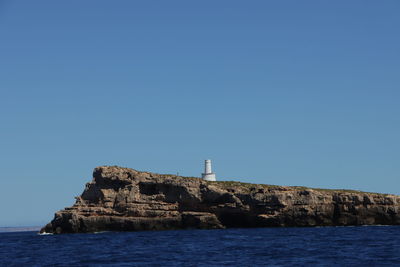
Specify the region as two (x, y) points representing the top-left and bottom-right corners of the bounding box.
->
(41, 166), (400, 234)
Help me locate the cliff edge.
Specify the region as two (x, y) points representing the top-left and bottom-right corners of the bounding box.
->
(41, 166), (400, 234)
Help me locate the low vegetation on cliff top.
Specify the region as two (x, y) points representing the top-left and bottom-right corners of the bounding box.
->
(110, 167), (392, 196)
(206, 180), (390, 195)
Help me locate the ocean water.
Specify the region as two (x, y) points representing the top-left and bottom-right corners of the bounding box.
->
(1, 226), (400, 266)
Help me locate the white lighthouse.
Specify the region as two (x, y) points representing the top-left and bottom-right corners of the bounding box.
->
(202, 159), (216, 181)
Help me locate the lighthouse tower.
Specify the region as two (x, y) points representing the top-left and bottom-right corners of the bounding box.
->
(202, 159), (216, 181)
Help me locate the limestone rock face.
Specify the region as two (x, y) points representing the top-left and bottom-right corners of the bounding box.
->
(41, 166), (400, 234)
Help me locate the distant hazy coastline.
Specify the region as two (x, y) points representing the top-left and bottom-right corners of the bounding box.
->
(0, 227), (40, 233)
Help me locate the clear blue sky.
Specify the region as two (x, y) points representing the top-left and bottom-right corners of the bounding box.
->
(1, 1), (399, 227)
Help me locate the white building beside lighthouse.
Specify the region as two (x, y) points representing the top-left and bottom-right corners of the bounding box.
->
(202, 159), (216, 181)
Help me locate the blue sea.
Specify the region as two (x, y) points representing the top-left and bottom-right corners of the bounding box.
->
(1, 226), (400, 266)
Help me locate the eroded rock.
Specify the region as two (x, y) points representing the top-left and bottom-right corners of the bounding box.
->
(41, 166), (400, 234)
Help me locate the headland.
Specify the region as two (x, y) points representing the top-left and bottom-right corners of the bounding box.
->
(41, 166), (400, 234)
